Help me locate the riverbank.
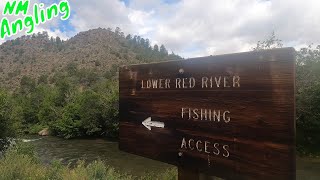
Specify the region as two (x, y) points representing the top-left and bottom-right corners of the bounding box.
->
(2, 136), (320, 179)
(30, 136), (320, 179)
(27, 135), (173, 176)
(0, 143), (176, 180)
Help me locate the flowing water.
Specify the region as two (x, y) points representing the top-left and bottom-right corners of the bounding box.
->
(19, 136), (320, 179)
(26, 135), (173, 177)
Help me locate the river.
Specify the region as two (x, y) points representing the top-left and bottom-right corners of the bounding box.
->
(26, 135), (173, 177)
(21, 136), (320, 179)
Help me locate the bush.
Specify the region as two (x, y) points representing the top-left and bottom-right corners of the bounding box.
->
(0, 90), (15, 138)
(297, 83), (320, 155)
(50, 81), (119, 139)
(0, 142), (177, 180)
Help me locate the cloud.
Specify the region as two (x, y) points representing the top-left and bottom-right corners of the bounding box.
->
(149, 0), (320, 56)
(1, 0), (320, 57)
(69, 0), (320, 57)
(69, 0), (131, 32)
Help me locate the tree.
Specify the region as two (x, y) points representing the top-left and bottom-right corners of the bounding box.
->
(140, 38), (145, 47)
(133, 35), (137, 44)
(42, 31), (49, 39)
(0, 91), (14, 138)
(295, 45), (320, 154)
(20, 76), (36, 95)
(50, 37), (54, 43)
(38, 75), (48, 85)
(126, 34), (132, 40)
(252, 32), (283, 51)
(56, 37), (62, 45)
(115, 27), (121, 36)
(66, 63), (78, 76)
(145, 39), (150, 49)
(120, 32), (125, 38)
(137, 36), (141, 44)
(55, 78), (73, 106)
(153, 44), (159, 52)
(160, 44), (168, 55)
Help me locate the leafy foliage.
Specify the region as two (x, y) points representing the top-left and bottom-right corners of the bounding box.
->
(295, 45), (320, 155)
(0, 90), (15, 138)
(252, 32), (283, 51)
(254, 33), (320, 155)
(12, 74), (120, 139)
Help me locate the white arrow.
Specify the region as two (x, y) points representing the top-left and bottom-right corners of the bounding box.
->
(142, 117), (165, 131)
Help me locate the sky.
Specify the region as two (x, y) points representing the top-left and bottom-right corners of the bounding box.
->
(1, 0), (320, 58)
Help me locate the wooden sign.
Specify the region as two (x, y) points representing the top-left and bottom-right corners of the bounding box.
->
(119, 48), (296, 180)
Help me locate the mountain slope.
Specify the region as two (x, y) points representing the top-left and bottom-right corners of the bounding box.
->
(0, 28), (182, 89)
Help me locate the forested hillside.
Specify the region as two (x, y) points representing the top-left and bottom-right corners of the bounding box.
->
(0, 27), (182, 139)
(0, 27), (181, 90)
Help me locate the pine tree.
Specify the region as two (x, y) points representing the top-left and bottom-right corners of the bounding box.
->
(145, 39), (150, 49)
(115, 27), (121, 36)
(126, 34), (132, 40)
(160, 44), (168, 55)
(153, 44), (159, 52)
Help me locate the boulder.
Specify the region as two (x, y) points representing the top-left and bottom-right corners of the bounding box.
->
(38, 128), (50, 136)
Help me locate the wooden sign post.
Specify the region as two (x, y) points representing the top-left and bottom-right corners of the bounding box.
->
(119, 48), (296, 180)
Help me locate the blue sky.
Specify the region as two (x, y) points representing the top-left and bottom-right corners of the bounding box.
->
(1, 0), (320, 58)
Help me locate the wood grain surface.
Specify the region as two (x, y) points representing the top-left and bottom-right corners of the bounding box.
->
(119, 48), (296, 180)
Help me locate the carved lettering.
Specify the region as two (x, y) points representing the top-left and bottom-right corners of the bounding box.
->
(222, 145), (230, 157)
(141, 78), (171, 89)
(192, 108), (199, 120)
(196, 140), (203, 152)
(180, 137), (230, 158)
(176, 77), (196, 89)
(141, 76), (240, 89)
(201, 76), (241, 88)
(224, 77), (230, 88)
(176, 78), (181, 88)
(215, 77), (221, 88)
(223, 111), (231, 123)
(233, 76), (240, 87)
(182, 108), (231, 123)
(189, 139), (195, 150)
(165, 79), (171, 88)
(213, 143), (220, 155)
(152, 79), (158, 88)
(181, 137), (187, 149)
(147, 80), (151, 88)
(202, 77), (208, 88)
(159, 79), (164, 88)
(205, 141), (210, 154)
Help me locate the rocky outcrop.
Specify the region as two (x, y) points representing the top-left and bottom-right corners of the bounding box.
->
(38, 128), (50, 136)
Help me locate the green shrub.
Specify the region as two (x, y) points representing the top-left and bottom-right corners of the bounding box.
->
(297, 83), (320, 155)
(0, 143), (177, 180)
(0, 90), (15, 138)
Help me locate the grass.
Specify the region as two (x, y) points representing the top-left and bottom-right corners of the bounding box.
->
(0, 142), (177, 180)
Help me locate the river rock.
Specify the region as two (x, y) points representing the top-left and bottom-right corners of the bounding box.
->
(38, 128), (50, 136)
